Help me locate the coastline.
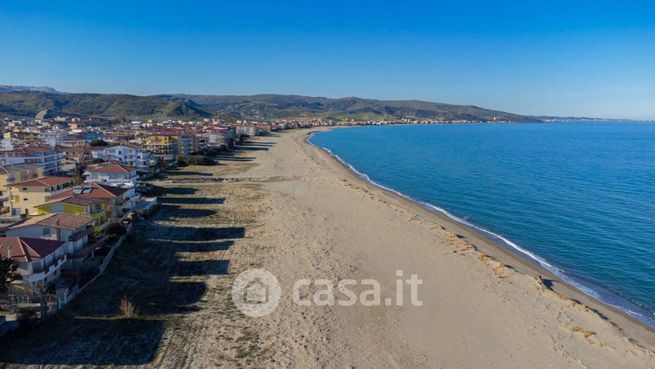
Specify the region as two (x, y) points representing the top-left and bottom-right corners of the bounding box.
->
(300, 127), (655, 351)
(305, 127), (655, 333)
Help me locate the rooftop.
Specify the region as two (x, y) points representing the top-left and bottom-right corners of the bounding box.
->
(86, 162), (137, 174)
(47, 182), (128, 202)
(5, 213), (94, 231)
(0, 237), (65, 263)
(8, 176), (72, 188)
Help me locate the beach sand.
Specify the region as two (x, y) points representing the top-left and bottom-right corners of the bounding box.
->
(244, 128), (655, 368)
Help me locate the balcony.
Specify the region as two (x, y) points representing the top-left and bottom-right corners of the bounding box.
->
(24, 255), (67, 284)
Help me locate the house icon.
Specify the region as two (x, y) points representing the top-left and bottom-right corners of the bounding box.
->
(232, 268), (281, 317)
(244, 278), (269, 304)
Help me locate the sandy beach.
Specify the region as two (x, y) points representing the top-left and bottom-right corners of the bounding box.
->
(247, 128), (655, 368)
(2, 128), (654, 368)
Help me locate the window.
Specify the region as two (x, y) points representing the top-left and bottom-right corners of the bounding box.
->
(43, 228), (51, 237)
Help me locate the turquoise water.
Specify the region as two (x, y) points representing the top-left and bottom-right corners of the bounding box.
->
(310, 122), (655, 326)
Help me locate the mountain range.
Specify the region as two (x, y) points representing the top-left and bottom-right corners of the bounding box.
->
(0, 85), (542, 122)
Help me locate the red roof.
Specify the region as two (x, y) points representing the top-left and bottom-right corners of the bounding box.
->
(0, 237), (65, 263)
(48, 182), (127, 202)
(86, 162), (137, 174)
(6, 213), (94, 231)
(8, 176), (72, 188)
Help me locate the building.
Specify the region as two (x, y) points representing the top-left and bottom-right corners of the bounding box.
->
(6, 176), (73, 216)
(39, 130), (68, 147)
(91, 145), (157, 172)
(3, 213), (95, 269)
(143, 135), (178, 162)
(0, 237), (67, 285)
(0, 146), (63, 175)
(84, 162), (139, 186)
(175, 134), (201, 157)
(44, 182), (129, 225)
(0, 164), (46, 211)
(59, 143), (93, 166)
(35, 196), (109, 234)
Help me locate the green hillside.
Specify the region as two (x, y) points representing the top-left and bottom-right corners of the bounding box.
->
(155, 94), (540, 122)
(0, 92), (211, 119)
(0, 90), (540, 122)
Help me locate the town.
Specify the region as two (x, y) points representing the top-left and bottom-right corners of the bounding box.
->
(0, 115), (316, 334)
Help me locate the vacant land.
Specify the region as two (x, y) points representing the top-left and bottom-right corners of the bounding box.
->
(0, 141), (277, 368)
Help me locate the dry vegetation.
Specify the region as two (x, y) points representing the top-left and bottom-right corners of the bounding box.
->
(0, 140), (276, 368)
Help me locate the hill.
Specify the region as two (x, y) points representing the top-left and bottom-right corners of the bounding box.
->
(0, 90), (540, 122)
(0, 92), (211, 119)
(0, 85), (63, 94)
(154, 94), (541, 122)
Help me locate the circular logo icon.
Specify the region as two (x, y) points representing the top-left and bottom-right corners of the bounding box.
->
(231, 268), (281, 317)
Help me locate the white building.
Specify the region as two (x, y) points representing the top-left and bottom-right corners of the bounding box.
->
(0, 146), (63, 175)
(3, 213), (95, 268)
(39, 130), (68, 147)
(83, 163), (147, 213)
(91, 145), (157, 172)
(0, 236), (68, 285)
(84, 162), (139, 187)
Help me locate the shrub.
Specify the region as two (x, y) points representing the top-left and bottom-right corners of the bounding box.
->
(106, 224), (127, 237)
(119, 296), (139, 318)
(16, 308), (36, 326)
(178, 155), (215, 166)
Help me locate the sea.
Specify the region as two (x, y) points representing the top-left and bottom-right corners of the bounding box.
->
(310, 122), (655, 327)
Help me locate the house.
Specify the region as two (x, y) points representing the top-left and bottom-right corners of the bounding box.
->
(0, 164), (46, 211)
(59, 143), (93, 166)
(6, 176), (73, 216)
(84, 162), (139, 187)
(203, 127), (236, 150)
(35, 196), (109, 234)
(84, 163), (145, 211)
(0, 146), (63, 175)
(90, 145), (156, 172)
(39, 130), (68, 147)
(3, 213), (95, 264)
(42, 182), (129, 225)
(0, 237), (67, 285)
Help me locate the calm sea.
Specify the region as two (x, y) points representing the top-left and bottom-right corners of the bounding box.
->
(310, 122), (655, 326)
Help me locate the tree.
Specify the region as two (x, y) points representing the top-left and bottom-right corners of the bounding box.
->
(73, 163), (86, 184)
(0, 256), (22, 294)
(90, 139), (109, 147)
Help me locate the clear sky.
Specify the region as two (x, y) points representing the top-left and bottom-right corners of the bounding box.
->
(1, 1), (654, 119)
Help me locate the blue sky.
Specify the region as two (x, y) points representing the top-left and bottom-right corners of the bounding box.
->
(1, 1), (654, 119)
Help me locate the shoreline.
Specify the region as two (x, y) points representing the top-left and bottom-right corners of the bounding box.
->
(303, 127), (655, 350)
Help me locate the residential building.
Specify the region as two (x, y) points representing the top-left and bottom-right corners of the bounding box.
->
(84, 162), (139, 186)
(143, 135), (178, 162)
(6, 176), (73, 216)
(0, 164), (45, 210)
(3, 213), (95, 269)
(91, 145), (157, 171)
(59, 144), (92, 166)
(0, 237), (67, 285)
(0, 146), (63, 175)
(39, 130), (68, 147)
(44, 182), (129, 225)
(35, 196), (109, 234)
